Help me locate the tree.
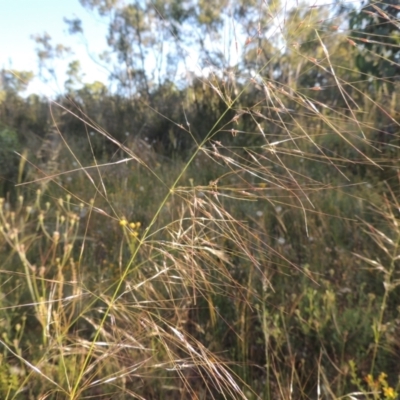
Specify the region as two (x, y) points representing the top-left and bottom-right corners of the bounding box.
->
(0, 69), (34, 94)
(349, 0), (400, 91)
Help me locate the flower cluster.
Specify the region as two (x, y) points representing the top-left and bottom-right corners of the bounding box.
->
(365, 372), (398, 400)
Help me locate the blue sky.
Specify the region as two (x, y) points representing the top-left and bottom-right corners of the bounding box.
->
(0, 0), (110, 96)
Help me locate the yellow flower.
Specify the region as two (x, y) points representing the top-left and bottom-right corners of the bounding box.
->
(379, 372), (388, 385)
(365, 374), (377, 389)
(119, 219), (128, 227)
(383, 386), (397, 399)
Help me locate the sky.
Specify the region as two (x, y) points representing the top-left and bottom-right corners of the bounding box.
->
(0, 0), (110, 97)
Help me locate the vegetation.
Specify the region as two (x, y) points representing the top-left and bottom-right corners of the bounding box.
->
(0, 0), (399, 398)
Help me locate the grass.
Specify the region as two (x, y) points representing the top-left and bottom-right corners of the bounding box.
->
(1, 0), (400, 398)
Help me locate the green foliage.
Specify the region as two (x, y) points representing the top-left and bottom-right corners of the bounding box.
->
(0, 126), (21, 196)
(0, 70), (34, 94)
(349, 0), (400, 91)
(0, 126), (19, 171)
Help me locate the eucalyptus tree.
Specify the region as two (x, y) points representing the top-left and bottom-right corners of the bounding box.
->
(349, 0), (400, 93)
